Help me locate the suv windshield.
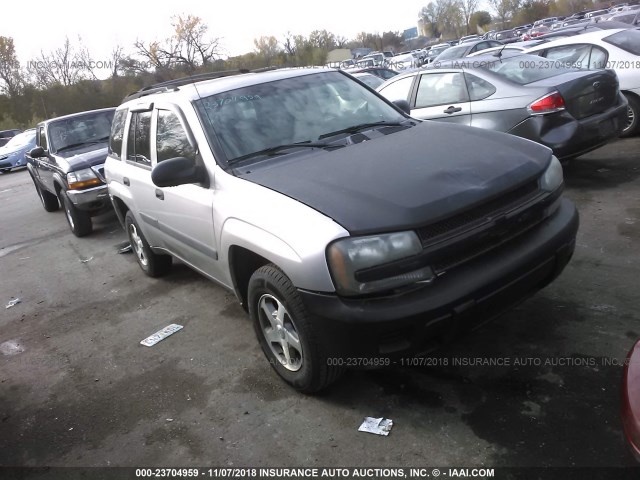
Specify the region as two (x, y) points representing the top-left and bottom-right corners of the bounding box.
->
(194, 71), (407, 163)
(48, 110), (115, 153)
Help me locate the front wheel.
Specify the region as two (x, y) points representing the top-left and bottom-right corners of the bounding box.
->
(248, 264), (343, 393)
(125, 211), (172, 277)
(60, 190), (92, 237)
(621, 94), (639, 138)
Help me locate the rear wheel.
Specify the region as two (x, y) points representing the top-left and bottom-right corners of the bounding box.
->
(125, 211), (172, 277)
(621, 93), (639, 138)
(248, 264), (343, 393)
(30, 174), (59, 212)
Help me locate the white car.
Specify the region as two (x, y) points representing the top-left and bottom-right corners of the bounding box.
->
(524, 28), (640, 136)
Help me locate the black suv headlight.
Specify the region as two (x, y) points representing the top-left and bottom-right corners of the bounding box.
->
(327, 231), (434, 296)
(540, 156), (563, 192)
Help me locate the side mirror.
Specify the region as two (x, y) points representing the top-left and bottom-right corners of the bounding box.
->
(393, 99), (411, 116)
(151, 157), (207, 188)
(29, 146), (45, 158)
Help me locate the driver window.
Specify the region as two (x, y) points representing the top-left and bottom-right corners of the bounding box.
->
(156, 110), (196, 163)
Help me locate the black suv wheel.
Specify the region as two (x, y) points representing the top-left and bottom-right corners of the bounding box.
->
(60, 190), (92, 237)
(30, 174), (59, 212)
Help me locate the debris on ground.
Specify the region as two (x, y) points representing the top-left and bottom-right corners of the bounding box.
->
(0, 340), (25, 356)
(116, 243), (132, 254)
(5, 298), (21, 309)
(358, 417), (393, 436)
(140, 324), (184, 347)
(79, 257), (94, 263)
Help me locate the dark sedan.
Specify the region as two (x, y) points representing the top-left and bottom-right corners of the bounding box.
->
(432, 39), (503, 63)
(377, 54), (628, 160)
(0, 129), (36, 173)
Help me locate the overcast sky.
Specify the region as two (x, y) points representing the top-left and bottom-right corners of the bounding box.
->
(4, 0), (429, 72)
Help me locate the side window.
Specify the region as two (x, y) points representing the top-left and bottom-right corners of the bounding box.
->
(415, 72), (469, 108)
(588, 46), (608, 70)
(38, 126), (48, 150)
(156, 110), (196, 163)
(108, 109), (127, 160)
(377, 75), (414, 102)
(126, 112), (152, 167)
(465, 73), (496, 101)
(542, 44), (591, 68)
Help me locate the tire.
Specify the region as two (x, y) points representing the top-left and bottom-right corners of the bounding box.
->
(60, 190), (92, 237)
(125, 211), (172, 277)
(621, 93), (639, 138)
(30, 174), (59, 212)
(248, 264), (343, 393)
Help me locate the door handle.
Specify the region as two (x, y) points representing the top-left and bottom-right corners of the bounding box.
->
(155, 189), (164, 200)
(123, 177), (130, 186)
(443, 106), (462, 114)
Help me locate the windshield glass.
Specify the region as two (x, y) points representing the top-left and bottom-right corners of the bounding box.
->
(48, 110), (115, 152)
(480, 55), (580, 84)
(194, 71), (406, 163)
(3, 130), (35, 149)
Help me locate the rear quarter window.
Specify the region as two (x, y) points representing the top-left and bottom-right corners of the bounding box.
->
(603, 30), (640, 55)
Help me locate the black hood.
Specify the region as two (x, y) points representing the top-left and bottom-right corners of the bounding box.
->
(55, 145), (109, 171)
(241, 122), (552, 235)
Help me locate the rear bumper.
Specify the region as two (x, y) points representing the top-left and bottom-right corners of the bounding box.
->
(299, 198), (579, 358)
(66, 184), (111, 213)
(508, 96), (628, 160)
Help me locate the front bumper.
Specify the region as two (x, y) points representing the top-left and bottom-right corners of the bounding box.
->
(508, 97), (628, 160)
(66, 184), (111, 212)
(0, 156), (26, 170)
(299, 198), (579, 358)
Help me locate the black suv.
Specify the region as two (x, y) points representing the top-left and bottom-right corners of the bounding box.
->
(27, 108), (116, 236)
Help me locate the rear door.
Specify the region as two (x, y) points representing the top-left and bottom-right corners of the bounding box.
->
(410, 71), (471, 125)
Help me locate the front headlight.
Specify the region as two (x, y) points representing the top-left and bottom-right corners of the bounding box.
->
(67, 168), (101, 190)
(540, 156), (563, 192)
(327, 231), (434, 296)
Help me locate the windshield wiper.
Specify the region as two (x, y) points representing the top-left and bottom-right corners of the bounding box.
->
(318, 121), (407, 140)
(56, 137), (110, 153)
(228, 142), (339, 164)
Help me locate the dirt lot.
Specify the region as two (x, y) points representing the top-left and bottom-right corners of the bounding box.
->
(1, 138), (639, 473)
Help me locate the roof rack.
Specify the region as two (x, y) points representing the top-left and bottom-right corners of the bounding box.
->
(122, 67), (279, 102)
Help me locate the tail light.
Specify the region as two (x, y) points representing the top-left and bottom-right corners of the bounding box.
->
(528, 91), (566, 115)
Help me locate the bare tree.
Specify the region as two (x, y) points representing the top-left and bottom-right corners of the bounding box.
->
(283, 32), (297, 56)
(134, 15), (221, 72)
(28, 37), (88, 88)
(459, 0), (480, 34)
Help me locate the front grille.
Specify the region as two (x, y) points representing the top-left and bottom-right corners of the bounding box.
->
(417, 181), (540, 245)
(431, 208), (545, 273)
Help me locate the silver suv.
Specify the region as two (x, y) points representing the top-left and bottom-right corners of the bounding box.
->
(105, 68), (579, 392)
